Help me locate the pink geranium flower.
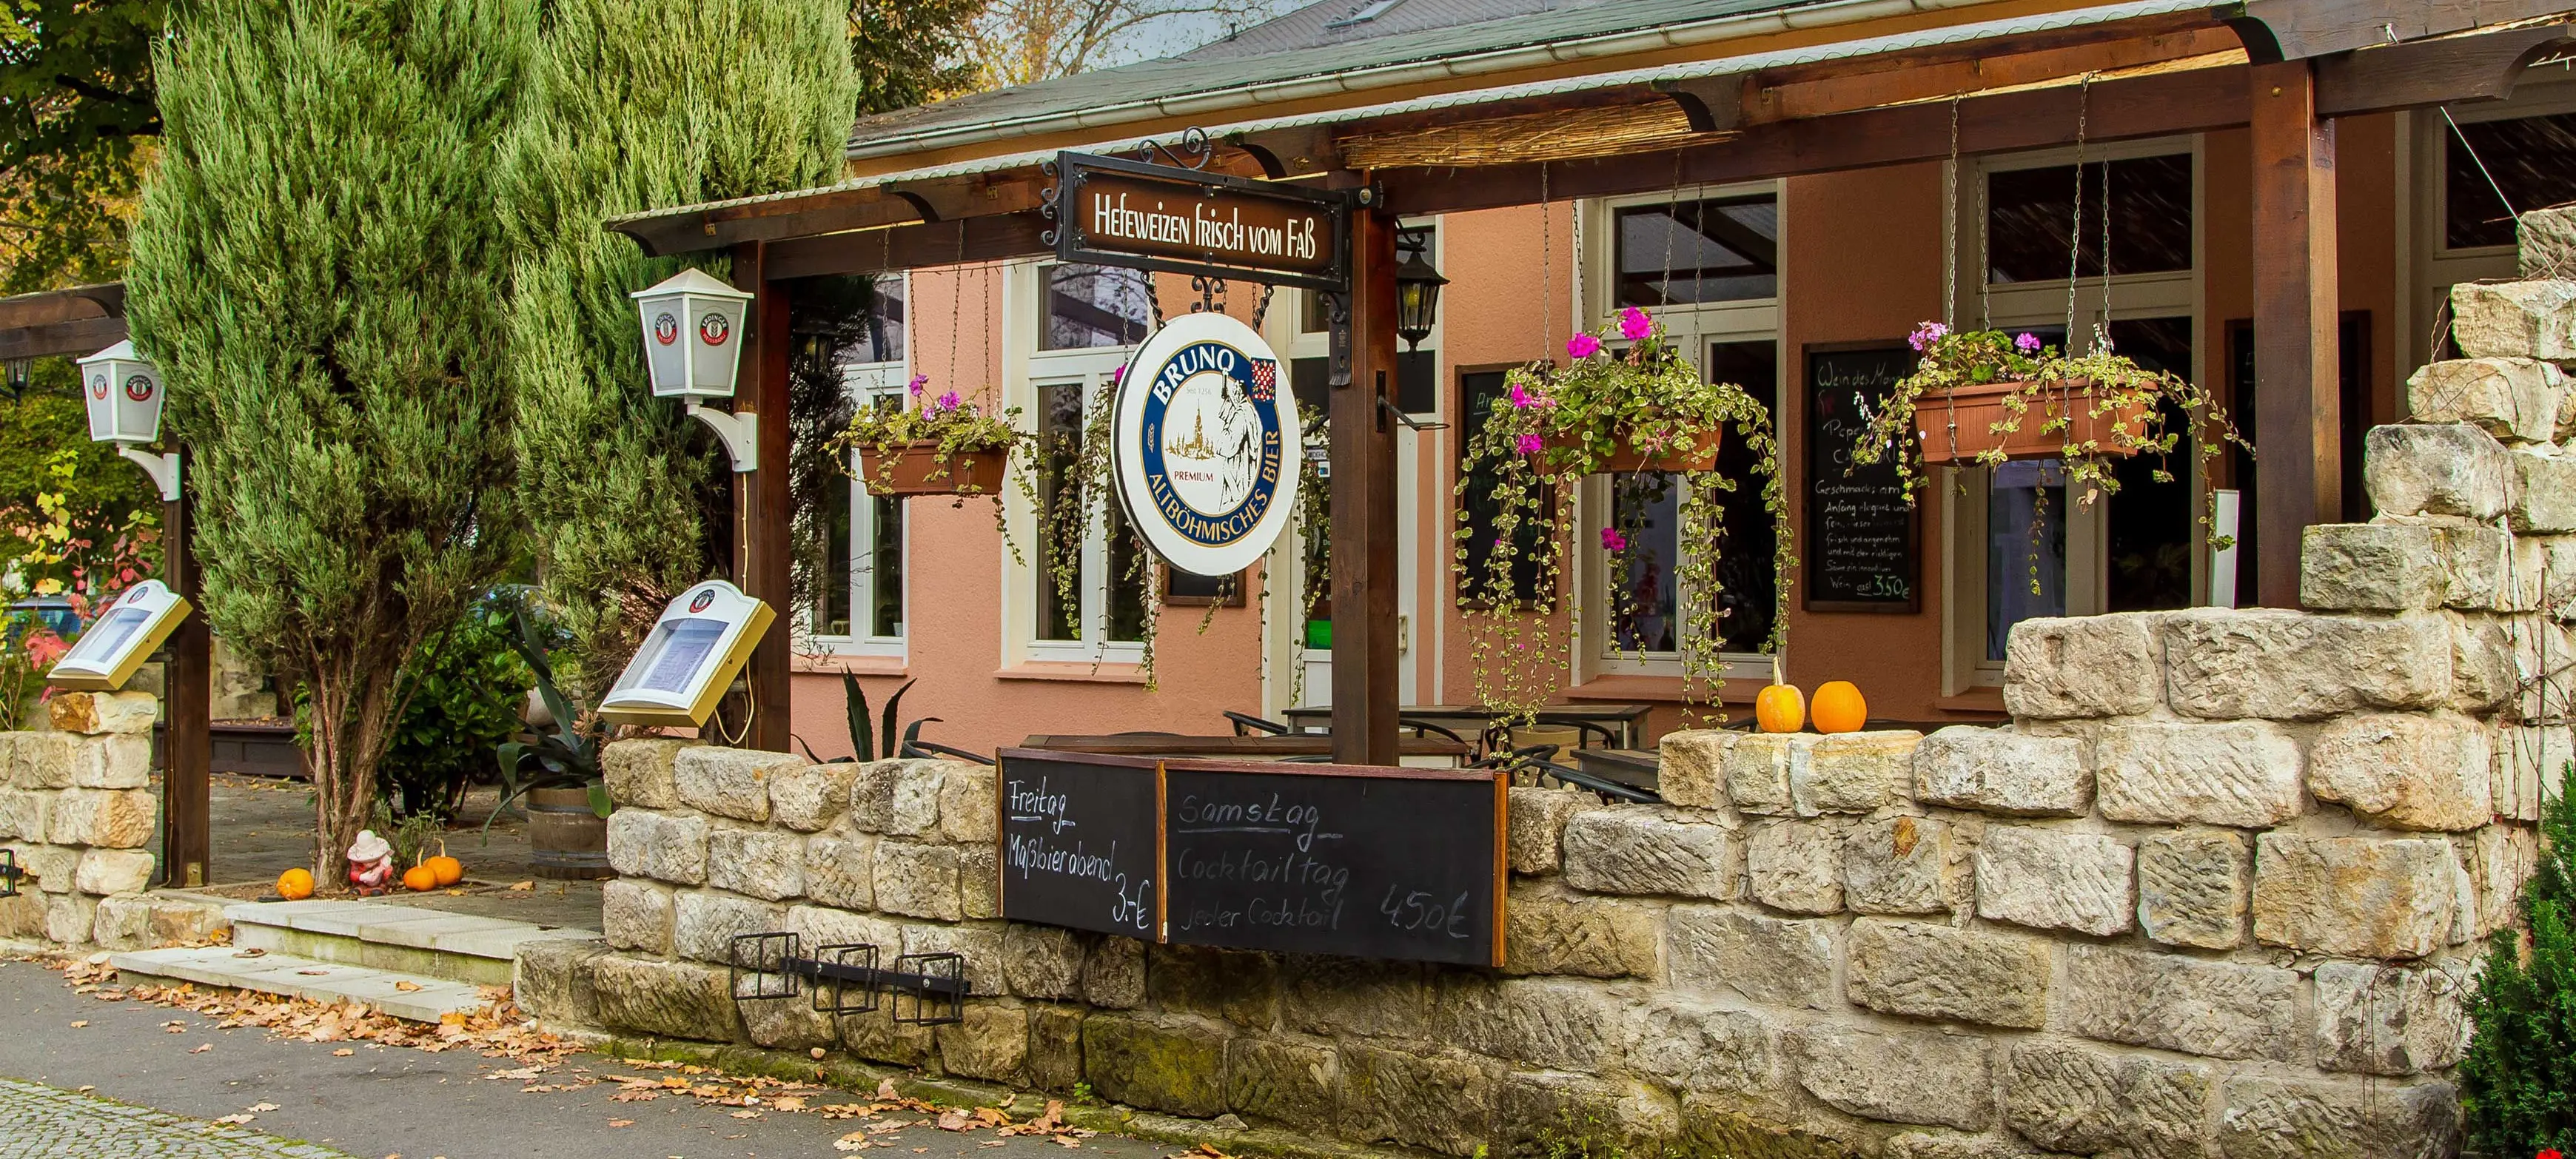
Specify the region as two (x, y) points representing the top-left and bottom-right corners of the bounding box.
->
(1908, 320), (1951, 352)
(2015, 332), (2042, 354)
(936, 390), (962, 412)
(1566, 333), (1602, 360)
(1515, 432), (1545, 455)
(1507, 383), (1539, 409)
(1618, 307), (1653, 342)
(1600, 527), (1628, 551)
(908, 373), (929, 397)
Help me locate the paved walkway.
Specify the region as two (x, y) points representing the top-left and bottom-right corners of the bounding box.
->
(0, 1076), (356, 1158)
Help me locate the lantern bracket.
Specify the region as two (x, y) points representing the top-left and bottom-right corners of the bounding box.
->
(686, 401), (759, 473)
(117, 446), (181, 502)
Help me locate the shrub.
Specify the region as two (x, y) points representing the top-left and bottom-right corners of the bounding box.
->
(378, 599), (534, 822)
(2461, 775), (2576, 1152)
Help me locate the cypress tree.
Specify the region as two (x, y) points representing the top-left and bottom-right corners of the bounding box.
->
(500, 0), (857, 695)
(2463, 775), (2576, 1151)
(124, 0), (531, 873)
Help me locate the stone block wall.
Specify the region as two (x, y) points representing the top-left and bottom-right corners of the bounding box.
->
(0, 691), (169, 946)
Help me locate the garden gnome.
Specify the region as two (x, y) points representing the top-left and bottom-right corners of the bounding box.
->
(346, 830), (395, 896)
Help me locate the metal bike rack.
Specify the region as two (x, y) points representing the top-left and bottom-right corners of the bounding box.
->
(727, 933), (966, 1026)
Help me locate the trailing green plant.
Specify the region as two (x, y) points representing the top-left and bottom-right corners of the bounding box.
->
(1030, 366), (1164, 686)
(2461, 773), (2576, 1152)
(836, 375), (1027, 495)
(1453, 307), (1792, 722)
(796, 673), (942, 763)
(489, 597), (609, 827)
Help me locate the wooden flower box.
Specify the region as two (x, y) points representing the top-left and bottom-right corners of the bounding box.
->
(1910, 379), (2150, 466)
(856, 441), (1010, 497)
(1597, 431), (1721, 474)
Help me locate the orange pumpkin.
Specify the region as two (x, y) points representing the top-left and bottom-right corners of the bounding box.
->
(425, 856), (464, 887)
(1754, 683), (1805, 733)
(1811, 680), (1868, 734)
(276, 867), (315, 901)
(401, 865), (438, 893)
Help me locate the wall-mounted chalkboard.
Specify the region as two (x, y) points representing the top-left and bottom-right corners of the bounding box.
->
(996, 750), (1160, 940)
(994, 750), (1506, 967)
(1804, 343), (1922, 612)
(1162, 761), (1503, 967)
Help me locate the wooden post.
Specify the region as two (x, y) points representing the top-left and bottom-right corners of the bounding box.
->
(1329, 198), (1401, 767)
(2247, 59), (2341, 608)
(161, 447), (211, 887)
(731, 242), (794, 752)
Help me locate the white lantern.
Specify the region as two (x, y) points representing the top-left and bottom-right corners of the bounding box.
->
(631, 269), (754, 400)
(75, 340), (165, 445)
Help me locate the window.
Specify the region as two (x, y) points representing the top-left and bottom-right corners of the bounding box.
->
(1613, 195), (1777, 306)
(1457, 369), (1553, 602)
(2444, 110), (2576, 250)
(1033, 376), (1147, 647)
(1598, 340), (1781, 661)
(1013, 263), (1149, 664)
(791, 274), (908, 655)
(1986, 154), (2193, 283)
(1042, 264), (1151, 350)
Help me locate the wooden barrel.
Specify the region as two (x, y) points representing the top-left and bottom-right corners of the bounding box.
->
(526, 787), (612, 879)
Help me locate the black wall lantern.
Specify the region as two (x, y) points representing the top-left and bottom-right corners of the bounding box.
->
(1393, 229), (1446, 352)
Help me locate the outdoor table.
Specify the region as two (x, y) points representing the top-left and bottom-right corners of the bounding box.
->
(1277, 702), (1655, 749)
(1020, 733), (1472, 768)
(1572, 748), (1660, 793)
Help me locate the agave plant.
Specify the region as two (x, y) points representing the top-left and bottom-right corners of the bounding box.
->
(798, 673), (944, 763)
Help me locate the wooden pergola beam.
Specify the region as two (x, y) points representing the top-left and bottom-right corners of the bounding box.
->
(2240, 0), (2576, 60)
(0, 314), (128, 362)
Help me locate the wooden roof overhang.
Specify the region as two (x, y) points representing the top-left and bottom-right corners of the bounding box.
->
(608, 1), (2576, 280)
(0, 283), (127, 362)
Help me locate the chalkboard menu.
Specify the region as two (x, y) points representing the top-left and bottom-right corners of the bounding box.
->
(1163, 762), (1503, 967)
(996, 750), (1160, 940)
(1804, 343), (1922, 612)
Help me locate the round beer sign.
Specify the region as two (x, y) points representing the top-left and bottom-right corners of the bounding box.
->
(1112, 312), (1298, 578)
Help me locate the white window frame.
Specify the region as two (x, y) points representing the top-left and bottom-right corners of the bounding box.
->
(2398, 72), (2576, 384)
(1002, 261), (1148, 668)
(810, 274), (910, 659)
(1572, 182), (1784, 683)
(1940, 136), (2207, 693)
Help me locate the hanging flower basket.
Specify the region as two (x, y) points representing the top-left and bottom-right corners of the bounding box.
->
(1598, 431), (1721, 474)
(856, 440), (1010, 497)
(1910, 377), (2151, 466)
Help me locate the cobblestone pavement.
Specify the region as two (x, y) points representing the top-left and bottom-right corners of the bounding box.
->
(0, 1075), (358, 1158)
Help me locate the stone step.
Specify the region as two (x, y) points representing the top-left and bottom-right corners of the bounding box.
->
(108, 946), (488, 1023)
(223, 901), (595, 987)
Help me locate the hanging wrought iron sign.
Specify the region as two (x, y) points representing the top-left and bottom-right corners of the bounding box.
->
(1046, 147), (1352, 294)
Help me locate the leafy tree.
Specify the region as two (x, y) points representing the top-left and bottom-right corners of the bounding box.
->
(851, 0), (983, 114)
(0, 360), (160, 602)
(2462, 776), (2576, 1151)
(964, 0), (1284, 88)
(500, 0), (856, 697)
(124, 0), (531, 876)
(0, 1), (165, 292)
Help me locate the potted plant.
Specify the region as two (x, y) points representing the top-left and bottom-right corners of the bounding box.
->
(1453, 307), (1793, 720)
(837, 374), (1024, 499)
(489, 598), (612, 880)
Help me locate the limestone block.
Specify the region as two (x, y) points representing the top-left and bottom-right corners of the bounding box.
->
(1562, 808), (1735, 899)
(2523, 206), (2576, 280)
(1082, 1013), (1228, 1118)
(2059, 943), (2300, 1061)
(71, 847), (152, 896)
(601, 879), (675, 955)
(873, 839), (962, 921)
(2308, 713), (2492, 831)
(0, 789), (49, 842)
(1656, 730), (1738, 811)
(1082, 935), (1146, 1007)
(765, 761), (856, 833)
(1788, 1024), (1991, 1131)
(2452, 279), (2576, 362)
(1974, 825), (2133, 937)
(513, 936), (608, 1030)
(1913, 727), (2090, 816)
(2254, 833), (2455, 958)
(45, 788), (155, 849)
(901, 921), (1007, 997)
(1492, 1072), (1680, 1157)
(742, 988), (837, 1052)
(2452, 614), (2520, 716)
(2216, 1075), (2461, 1159)
(2449, 844), (2480, 947)
(1503, 884), (1657, 978)
(141, 895), (227, 946)
(936, 1001), (1029, 1084)
(2003, 1038), (2213, 1159)
(1001, 924), (1085, 1000)
(672, 746), (799, 822)
(87, 893), (151, 950)
(2366, 422), (2518, 520)
(2002, 614), (2161, 718)
(45, 691), (156, 735)
(1027, 1005), (1084, 1092)
(803, 831), (875, 911)
(9, 844), (76, 893)
(1506, 786), (1594, 875)
(10, 733), (73, 790)
(2514, 449), (2576, 532)
(2163, 608), (2451, 719)
(1845, 918), (2051, 1029)
(2137, 829), (2249, 950)
(1294, 955), (1429, 1039)
(1224, 1037), (1335, 1130)
(705, 824), (805, 901)
(852, 759), (945, 836)
(672, 890), (785, 963)
(2498, 725), (2569, 822)
(841, 1000), (937, 1067)
(0, 888), (40, 938)
(68, 736), (150, 790)
(938, 765), (997, 844)
(959, 844), (997, 919)
(2315, 961), (2472, 1075)
(2475, 824), (2540, 938)
(2301, 522), (2444, 611)
(1883, 1133), (2042, 1159)
(1722, 733), (1808, 816)
(1666, 905), (1836, 1010)
(1626, 999), (1780, 1096)
(1795, 730), (1920, 814)
(1442, 976), (1625, 1072)
(1842, 814), (1954, 915)
(592, 953), (740, 1041)
(1144, 944), (1278, 1029)
(1745, 821), (1842, 914)
(1335, 1043), (1495, 1154)
(43, 893), (95, 944)
(2510, 615), (2576, 721)
(2408, 356), (2567, 443)
(606, 807), (708, 886)
(600, 738), (695, 810)
(2095, 719), (2304, 827)
(782, 904), (902, 961)
(2436, 522), (2545, 612)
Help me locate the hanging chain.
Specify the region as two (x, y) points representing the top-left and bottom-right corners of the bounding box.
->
(2065, 75), (2090, 343)
(1943, 95), (1961, 330)
(2098, 147), (2115, 352)
(1540, 163), (1553, 355)
(1663, 150), (1684, 312)
(946, 226), (967, 398)
(1978, 151), (1992, 330)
